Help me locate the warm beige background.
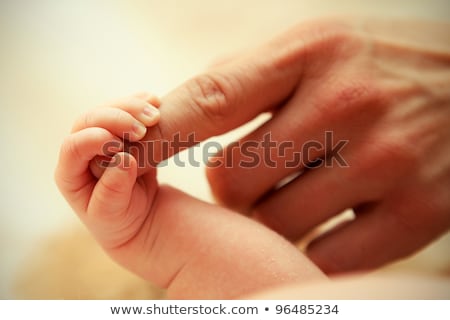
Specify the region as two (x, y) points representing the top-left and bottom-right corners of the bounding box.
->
(1, 0), (449, 298)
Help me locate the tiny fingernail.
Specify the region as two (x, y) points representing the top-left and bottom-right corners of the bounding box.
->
(143, 104), (159, 119)
(132, 121), (147, 138)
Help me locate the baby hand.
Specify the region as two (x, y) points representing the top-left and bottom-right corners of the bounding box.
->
(55, 92), (325, 299)
(55, 93), (161, 248)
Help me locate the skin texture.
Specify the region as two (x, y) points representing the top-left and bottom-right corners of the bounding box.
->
(55, 17), (450, 299)
(123, 18), (449, 274)
(54, 93), (325, 299)
(244, 273), (450, 299)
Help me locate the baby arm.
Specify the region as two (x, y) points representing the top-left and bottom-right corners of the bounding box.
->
(54, 93), (325, 299)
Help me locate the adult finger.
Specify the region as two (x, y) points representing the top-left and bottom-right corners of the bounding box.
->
(139, 25), (315, 164)
(204, 91), (327, 212)
(251, 142), (388, 240)
(252, 156), (377, 241)
(307, 189), (450, 274)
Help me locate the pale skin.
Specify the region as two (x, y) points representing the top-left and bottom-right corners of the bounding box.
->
(55, 17), (450, 298)
(138, 17), (449, 273)
(54, 93), (326, 299)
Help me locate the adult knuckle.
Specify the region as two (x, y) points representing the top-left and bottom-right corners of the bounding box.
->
(312, 20), (361, 56)
(323, 23), (355, 46)
(334, 80), (383, 116)
(186, 72), (237, 127)
(297, 18), (354, 45)
(335, 81), (374, 107)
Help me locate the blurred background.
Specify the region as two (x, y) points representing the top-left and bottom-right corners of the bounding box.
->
(0, 0), (449, 299)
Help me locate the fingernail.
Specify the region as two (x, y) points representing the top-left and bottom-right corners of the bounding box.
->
(132, 121), (147, 138)
(143, 104), (160, 121)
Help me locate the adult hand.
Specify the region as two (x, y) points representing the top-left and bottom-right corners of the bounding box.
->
(130, 18), (449, 274)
